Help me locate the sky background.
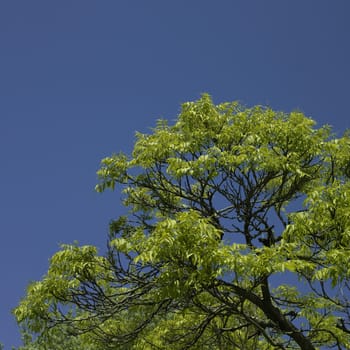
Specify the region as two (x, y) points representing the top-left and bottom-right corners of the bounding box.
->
(1, 1), (350, 348)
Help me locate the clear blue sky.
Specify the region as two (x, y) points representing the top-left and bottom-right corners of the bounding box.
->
(1, 1), (349, 348)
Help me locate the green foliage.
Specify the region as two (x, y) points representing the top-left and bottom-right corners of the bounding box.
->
(12, 327), (96, 350)
(14, 95), (350, 349)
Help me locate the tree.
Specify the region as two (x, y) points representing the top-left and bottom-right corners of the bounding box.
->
(14, 95), (350, 349)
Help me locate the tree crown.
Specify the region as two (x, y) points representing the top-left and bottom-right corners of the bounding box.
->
(14, 95), (350, 349)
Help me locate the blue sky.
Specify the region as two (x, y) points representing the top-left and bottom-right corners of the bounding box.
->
(1, 1), (350, 348)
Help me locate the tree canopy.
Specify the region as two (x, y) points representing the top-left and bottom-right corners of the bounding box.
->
(14, 95), (350, 349)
